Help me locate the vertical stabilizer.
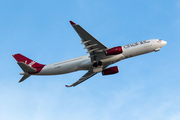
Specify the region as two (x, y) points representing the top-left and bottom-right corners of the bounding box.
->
(12, 53), (45, 74)
(12, 53), (45, 83)
(12, 53), (45, 69)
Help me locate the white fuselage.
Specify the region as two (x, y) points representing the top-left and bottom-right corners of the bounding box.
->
(36, 39), (166, 75)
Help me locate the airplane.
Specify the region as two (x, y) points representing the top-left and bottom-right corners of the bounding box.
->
(12, 21), (167, 87)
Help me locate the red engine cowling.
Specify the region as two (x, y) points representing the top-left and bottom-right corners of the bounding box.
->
(102, 66), (119, 75)
(105, 46), (123, 55)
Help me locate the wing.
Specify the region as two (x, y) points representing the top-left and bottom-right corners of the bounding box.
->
(65, 70), (97, 87)
(70, 21), (108, 62)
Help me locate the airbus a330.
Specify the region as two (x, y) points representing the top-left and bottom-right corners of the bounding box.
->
(13, 21), (167, 87)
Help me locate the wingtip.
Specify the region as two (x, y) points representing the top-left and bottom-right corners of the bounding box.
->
(69, 21), (76, 26)
(18, 80), (23, 83)
(65, 85), (71, 87)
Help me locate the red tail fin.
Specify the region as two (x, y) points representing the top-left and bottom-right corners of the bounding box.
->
(12, 53), (45, 73)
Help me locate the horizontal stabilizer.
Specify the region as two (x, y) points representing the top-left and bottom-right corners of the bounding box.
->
(19, 74), (31, 83)
(18, 62), (36, 73)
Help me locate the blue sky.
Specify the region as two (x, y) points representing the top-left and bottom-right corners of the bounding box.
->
(1, 0), (180, 120)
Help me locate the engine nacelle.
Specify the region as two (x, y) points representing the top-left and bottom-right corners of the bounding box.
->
(105, 46), (123, 55)
(102, 66), (119, 75)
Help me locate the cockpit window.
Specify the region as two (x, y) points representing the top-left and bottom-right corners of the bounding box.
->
(157, 39), (162, 43)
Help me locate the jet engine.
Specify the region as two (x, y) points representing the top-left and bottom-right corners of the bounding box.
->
(105, 46), (123, 55)
(102, 66), (119, 75)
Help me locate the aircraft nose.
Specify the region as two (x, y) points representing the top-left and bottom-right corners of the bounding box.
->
(161, 40), (167, 46)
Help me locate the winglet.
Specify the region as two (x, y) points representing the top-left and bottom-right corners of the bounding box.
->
(65, 85), (71, 87)
(69, 21), (76, 26)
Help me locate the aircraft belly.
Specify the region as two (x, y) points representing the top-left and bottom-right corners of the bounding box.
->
(54, 60), (84, 74)
(101, 54), (124, 64)
(36, 66), (55, 75)
(80, 59), (92, 70)
(35, 56), (90, 75)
